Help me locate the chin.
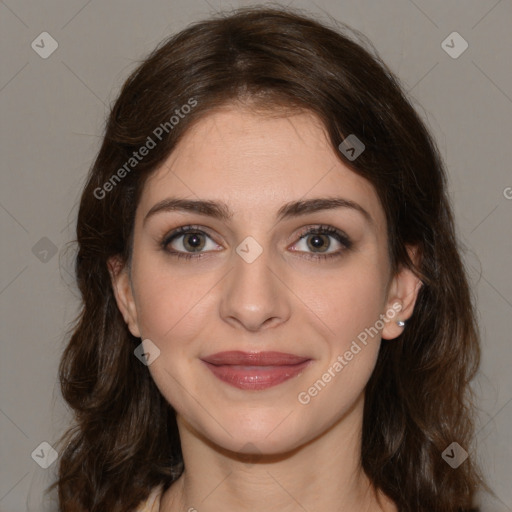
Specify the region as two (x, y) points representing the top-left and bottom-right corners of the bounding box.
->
(188, 409), (316, 457)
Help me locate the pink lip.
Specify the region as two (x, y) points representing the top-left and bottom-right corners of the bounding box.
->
(200, 351), (312, 390)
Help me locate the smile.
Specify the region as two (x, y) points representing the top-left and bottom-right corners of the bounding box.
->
(200, 351), (313, 390)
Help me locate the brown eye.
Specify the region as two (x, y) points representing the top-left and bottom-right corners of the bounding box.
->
(161, 225), (222, 259)
(306, 233), (331, 252)
(181, 232), (206, 252)
(291, 225), (352, 260)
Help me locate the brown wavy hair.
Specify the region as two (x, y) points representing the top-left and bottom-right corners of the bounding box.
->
(49, 6), (484, 511)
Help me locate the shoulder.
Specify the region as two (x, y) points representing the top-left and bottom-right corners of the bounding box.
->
(134, 485), (164, 512)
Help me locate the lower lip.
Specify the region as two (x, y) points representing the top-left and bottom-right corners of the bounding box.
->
(201, 360), (312, 390)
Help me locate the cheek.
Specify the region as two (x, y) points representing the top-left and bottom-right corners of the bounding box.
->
(132, 253), (214, 343)
(131, 260), (209, 408)
(296, 269), (385, 418)
(298, 254), (389, 347)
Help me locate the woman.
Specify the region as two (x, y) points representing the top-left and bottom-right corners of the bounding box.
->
(49, 6), (484, 511)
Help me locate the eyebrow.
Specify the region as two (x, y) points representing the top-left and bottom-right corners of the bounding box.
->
(143, 197), (374, 226)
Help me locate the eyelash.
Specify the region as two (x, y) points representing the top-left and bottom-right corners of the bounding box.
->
(160, 224), (353, 261)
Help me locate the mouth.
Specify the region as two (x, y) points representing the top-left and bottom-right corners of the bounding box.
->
(200, 351), (312, 390)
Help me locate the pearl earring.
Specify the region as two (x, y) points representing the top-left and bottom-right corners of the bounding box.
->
(397, 320), (405, 327)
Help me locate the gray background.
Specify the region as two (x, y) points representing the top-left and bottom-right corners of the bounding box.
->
(1, 0), (511, 510)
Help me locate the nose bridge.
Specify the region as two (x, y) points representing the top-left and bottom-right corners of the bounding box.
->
(219, 237), (290, 331)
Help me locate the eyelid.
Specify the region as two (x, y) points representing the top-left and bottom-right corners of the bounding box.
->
(294, 224), (351, 244)
(161, 224), (221, 249)
(289, 225), (352, 255)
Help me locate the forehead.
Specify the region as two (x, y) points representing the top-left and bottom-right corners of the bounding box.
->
(137, 105), (385, 229)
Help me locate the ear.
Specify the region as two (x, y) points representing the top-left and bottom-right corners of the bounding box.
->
(381, 246), (423, 340)
(108, 255), (141, 338)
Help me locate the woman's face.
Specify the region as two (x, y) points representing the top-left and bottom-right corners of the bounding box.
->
(112, 104), (418, 456)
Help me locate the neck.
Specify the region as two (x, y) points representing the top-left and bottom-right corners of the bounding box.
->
(160, 393), (396, 512)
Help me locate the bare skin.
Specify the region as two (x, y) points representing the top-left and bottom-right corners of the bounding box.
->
(111, 104), (421, 512)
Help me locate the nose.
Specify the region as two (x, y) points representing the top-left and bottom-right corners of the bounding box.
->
(219, 244), (291, 332)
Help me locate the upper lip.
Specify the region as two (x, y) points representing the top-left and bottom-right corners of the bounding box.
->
(201, 351), (311, 366)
